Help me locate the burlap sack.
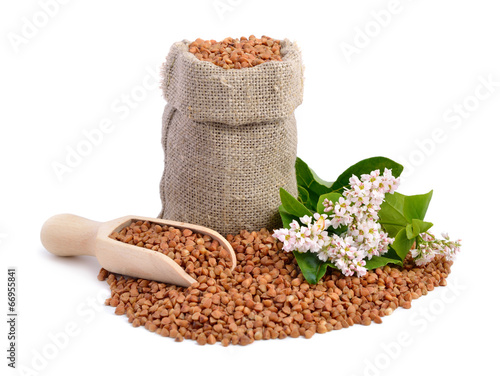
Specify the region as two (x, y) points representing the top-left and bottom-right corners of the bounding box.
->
(159, 39), (304, 235)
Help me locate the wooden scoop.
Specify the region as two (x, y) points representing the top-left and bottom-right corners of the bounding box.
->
(40, 214), (236, 287)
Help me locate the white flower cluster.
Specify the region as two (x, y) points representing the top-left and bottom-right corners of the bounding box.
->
(410, 232), (461, 266)
(273, 169), (400, 277)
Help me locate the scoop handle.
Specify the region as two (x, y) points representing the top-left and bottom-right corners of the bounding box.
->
(41, 214), (100, 257)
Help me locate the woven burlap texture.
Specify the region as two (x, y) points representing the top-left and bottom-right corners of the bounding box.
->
(159, 39), (303, 235)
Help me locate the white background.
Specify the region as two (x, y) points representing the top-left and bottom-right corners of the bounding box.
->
(1, 1), (499, 375)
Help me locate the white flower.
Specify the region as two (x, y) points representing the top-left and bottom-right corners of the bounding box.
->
(290, 220), (300, 231)
(312, 213), (329, 233)
(296, 226), (311, 242)
(361, 169), (380, 183)
(421, 232), (434, 242)
(322, 198), (334, 213)
(317, 247), (330, 261)
(316, 231), (330, 247)
(273, 228), (289, 243)
(411, 244), (435, 266)
(334, 197), (350, 217)
(299, 215), (312, 226)
(272, 228), (298, 253)
(349, 175), (361, 187)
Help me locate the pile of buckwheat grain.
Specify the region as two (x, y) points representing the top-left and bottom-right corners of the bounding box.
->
(100, 221), (452, 346)
(188, 35), (282, 69)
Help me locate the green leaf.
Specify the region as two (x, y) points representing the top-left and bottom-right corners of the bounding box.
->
(317, 262), (334, 282)
(297, 186), (316, 212)
(386, 192), (405, 215)
(413, 219), (433, 234)
(406, 219), (434, 239)
(406, 223), (419, 239)
(295, 158), (332, 197)
(305, 191), (320, 213)
(317, 192), (343, 215)
(380, 192), (434, 238)
(297, 185), (309, 204)
(383, 246), (402, 261)
(330, 157), (404, 192)
(382, 224), (402, 239)
(379, 193), (408, 237)
(403, 190), (433, 221)
(391, 228), (415, 260)
(365, 255), (403, 270)
(293, 251), (334, 284)
(279, 188), (313, 219)
(379, 190), (434, 262)
(278, 205), (298, 229)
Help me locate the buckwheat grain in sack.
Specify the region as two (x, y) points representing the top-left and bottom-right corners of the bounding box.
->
(159, 37), (304, 234)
